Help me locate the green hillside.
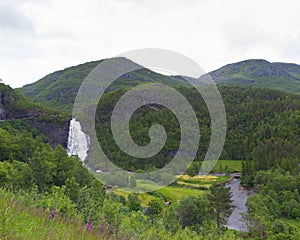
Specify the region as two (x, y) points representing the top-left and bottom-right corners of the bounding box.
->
(19, 59), (300, 115)
(19, 58), (190, 113)
(273, 62), (300, 79)
(206, 59), (300, 94)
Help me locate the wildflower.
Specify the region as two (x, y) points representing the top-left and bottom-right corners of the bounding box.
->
(87, 213), (92, 231)
(100, 217), (105, 232)
(49, 206), (56, 220)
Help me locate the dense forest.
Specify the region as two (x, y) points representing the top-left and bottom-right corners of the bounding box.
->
(91, 86), (300, 173)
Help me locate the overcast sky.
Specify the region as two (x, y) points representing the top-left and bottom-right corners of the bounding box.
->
(1, 0), (300, 88)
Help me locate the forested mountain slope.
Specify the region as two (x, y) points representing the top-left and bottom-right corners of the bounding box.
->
(89, 86), (300, 171)
(0, 83), (69, 147)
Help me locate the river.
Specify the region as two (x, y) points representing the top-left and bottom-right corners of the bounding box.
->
(225, 173), (254, 232)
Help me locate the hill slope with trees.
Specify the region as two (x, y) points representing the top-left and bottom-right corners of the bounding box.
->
(89, 86), (300, 172)
(0, 83), (70, 147)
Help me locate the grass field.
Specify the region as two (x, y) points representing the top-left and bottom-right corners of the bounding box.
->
(177, 175), (230, 184)
(112, 188), (157, 206)
(104, 160), (242, 206)
(111, 174), (231, 206)
(213, 160), (242, 173)
(156, 185), (205, 202)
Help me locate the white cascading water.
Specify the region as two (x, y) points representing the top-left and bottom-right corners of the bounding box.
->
(67, 118), (90, 161)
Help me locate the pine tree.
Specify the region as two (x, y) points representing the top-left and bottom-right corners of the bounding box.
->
(208, 183), (233, 230)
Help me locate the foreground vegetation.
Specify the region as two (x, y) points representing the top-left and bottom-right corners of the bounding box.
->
(1, 126), (299, 239)
(0, 189), (102, 240)
(0, 127), (236, 239)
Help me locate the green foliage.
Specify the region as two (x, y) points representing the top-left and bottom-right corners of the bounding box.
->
(101, 197), (124, 235)
(176, 195), (212, 231)
(0, 126), (107, 231)
(146, 199), (164, 221)
(186, 162), (199, 178)
(29, 146), (56, 192)
(0, 161), (34, 190)
(127, 194), (142, 212)
(241, 159), (254, 186)
(213, 160), (242, 174)
(65, 177), (80, 202)
(208, 183), (233, 230)
(245, 169), (300, 239)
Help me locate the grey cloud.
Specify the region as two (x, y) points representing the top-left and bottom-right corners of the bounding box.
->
(278, 35), (300, 60)
(0, 2), (33, 31)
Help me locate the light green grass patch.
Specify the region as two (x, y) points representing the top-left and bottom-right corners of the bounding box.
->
(213, 160), (242, 173)
(111, 174), (231, 206)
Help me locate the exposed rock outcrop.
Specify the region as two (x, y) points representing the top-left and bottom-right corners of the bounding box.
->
(0, 83), (69, 147)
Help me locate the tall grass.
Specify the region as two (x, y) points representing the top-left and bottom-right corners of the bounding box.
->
(0, 189), (104, 240)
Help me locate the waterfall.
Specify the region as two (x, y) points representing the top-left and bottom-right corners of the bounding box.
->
(67, 118), (90, 161)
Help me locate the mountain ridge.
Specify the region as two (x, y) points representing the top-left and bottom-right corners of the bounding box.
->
(18, 58), (300, 114)
(18, 57), (190, 112)
(205, 59), (300, 93)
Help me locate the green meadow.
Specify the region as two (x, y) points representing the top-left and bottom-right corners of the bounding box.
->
(213, 160), (242, 173)
(111, 173), (232, 206)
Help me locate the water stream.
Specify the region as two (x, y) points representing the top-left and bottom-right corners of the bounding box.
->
(225, 173), (254, 232)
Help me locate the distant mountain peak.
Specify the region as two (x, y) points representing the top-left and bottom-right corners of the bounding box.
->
(206, 59), (300, 93)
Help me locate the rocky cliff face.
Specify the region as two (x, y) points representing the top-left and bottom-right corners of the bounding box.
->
(0, 91), (10, 119)
(0, 83), (70, 147)
(25, 118), (70, 148)
(0, 86), (34, 119)
(0, 106), (6, 119)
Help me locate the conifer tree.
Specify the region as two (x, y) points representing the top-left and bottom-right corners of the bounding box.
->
(208, 183), (233, 230)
